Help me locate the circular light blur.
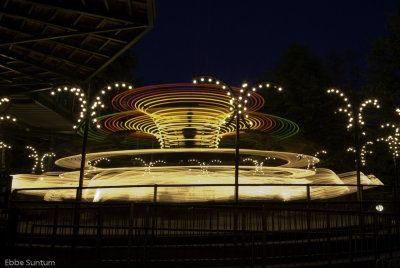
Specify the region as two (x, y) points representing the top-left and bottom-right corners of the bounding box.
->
(376, 204), (384, 212)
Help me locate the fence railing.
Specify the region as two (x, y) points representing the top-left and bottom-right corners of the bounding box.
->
(6, 201), (400, 267)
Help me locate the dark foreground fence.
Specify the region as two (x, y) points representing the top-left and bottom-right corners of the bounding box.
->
(2, 200), (400, 268)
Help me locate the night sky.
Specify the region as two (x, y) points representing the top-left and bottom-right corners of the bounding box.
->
(133, 0), (399, 86)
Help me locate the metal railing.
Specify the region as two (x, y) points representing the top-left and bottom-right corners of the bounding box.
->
(6, 201), (400, 267)
(6, 183), (400, 266)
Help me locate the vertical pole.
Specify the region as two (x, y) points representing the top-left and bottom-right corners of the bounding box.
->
(47, 136), (55, 172)
(235, 110), (240, 203)
(72, 83), (90, 251)
(1, 148), (5, 169)
(153, 184), (158, 203)
(76, 108), (90, 202)
(394, 156), (398, 202)
(354, 118), (362, 203)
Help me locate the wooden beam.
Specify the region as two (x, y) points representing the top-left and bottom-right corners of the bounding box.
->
(0, 20), (145, 46)
(15, 0), (135, 24)
(0, 10), (130, 44)
(0, 50), (79, 81)
(0, 25), (112, 58)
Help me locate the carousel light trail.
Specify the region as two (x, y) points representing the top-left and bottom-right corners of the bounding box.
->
(11, 148), (383, 202)
(78, 83), (299, 147)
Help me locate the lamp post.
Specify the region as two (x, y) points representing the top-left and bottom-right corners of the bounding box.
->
(327, 88), (380, 201)
(50, 82), (134, 202)
(192, 75), (282, 202)
(0, 113), (16, 169)
(377, 121), (400, 201)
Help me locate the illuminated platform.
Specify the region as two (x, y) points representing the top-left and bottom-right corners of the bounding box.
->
(12, 148), (382, 202)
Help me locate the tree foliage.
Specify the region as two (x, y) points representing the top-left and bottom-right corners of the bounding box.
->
(368, 7), (400, 119)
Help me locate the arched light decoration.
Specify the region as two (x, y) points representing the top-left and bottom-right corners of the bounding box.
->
(186, 158), (223, 175)
(49, 86), (87, 129)
(40, 153), (56, 173)
(360, 141), (374, 166)
(26, 145), (39, 174)
(88, 157), (110, 168)
(309, 150), (327, 170)
(193, 75), (283, 137)
(377, 120), (400, 158)
(347, 141), (373, 166)
(0, 114), (17, 122)
(314, 150), (327, 158)
(242, 157), (264, 175)
(377, 136), (400, 158)
(90, 82), (134, 129)
(327, 88), (380, 132)
(0, 141), (12, 149)
(0, 97), (10, 106)
(346, 147), (356, 153)
(132, 157), (166, 173)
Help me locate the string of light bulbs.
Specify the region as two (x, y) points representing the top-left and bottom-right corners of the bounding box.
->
(377, 121), (400, 158)
(26, 145), (39, 174)
(0, 114), (17, 122)
(0, 141), (12, 149)
(0, 97), (10, 106)
(40, 153), (56, 173)
(327, 88), (380, 132)
(50, 86), (87, 129)
(347, 141), (373, 166)
(88, 157), (110, 167)
(91, 82), (134, 128)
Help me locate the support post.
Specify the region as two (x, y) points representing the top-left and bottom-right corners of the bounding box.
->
(153, 184), (158, 203)
(72, 83), (90, 250)
(354, 119), (362, 203)
(1, 148), (5, 169)
(394, 156), (398, 202)
(76, 108), (90, 202)
(234, 110), (240, 203)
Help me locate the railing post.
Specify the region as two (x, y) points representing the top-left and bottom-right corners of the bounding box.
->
(234, 109), (240, 203)
(153, 184), (157, 203)
(359, 185), (363, 211)
(261, 205), (266, 268)
(326, 213), (331, 266)
(128, 203), (134, 267)
(96, 204), (103, 265)
(51, 204), (58, 251)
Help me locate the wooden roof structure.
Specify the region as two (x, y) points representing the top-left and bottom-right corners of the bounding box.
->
(0, 0), (155, 95)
